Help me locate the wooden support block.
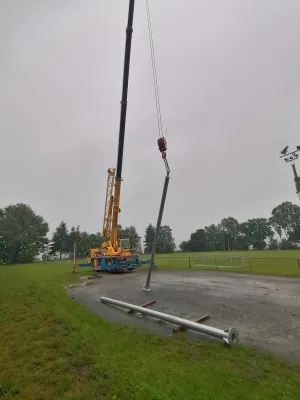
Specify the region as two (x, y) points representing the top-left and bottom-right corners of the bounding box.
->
(173, 314), (210, 333)
(127, 300), (156, 314)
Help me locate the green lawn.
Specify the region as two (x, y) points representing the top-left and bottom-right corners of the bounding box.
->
(146, 250), (300, 276)
(1, 262), (300, 399)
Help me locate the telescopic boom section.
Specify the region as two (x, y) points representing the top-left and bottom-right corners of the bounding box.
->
(111, 0), (135, 249)
(102, 168), (116, 238)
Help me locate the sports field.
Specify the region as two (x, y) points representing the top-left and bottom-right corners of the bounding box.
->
(1, 259), (300, 399)
(149, 250), (300, 276)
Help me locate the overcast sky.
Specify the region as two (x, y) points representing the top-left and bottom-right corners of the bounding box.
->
(1, 0), (300, 246)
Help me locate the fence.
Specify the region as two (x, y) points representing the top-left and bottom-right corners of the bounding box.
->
(151, 255), (300, 275)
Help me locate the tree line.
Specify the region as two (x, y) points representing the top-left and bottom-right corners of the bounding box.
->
(179, 201), (300, 252)
(0, 203), (176, 264)
(1, 200), (298, 264)
(46, 222), (143, 260)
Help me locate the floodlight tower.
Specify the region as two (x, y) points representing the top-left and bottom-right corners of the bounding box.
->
(279, 145), (300, 201)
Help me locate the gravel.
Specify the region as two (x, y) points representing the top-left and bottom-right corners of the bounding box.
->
(67, 269), (300, 362)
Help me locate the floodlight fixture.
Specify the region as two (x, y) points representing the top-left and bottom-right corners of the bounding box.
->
(279, 144), (300, 202)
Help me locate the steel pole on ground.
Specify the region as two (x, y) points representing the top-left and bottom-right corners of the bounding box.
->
(143, 172), (170, 291)
(100, 296), (238, 346)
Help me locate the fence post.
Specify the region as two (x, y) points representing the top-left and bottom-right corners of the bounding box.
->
(189, 257), (191, 268)
(72, 241), (77, 274)
(249, 257), (252, 272)
(297, 259), (300, 272)
(214, 257), (218, 271)
(169, 257), (171, 267)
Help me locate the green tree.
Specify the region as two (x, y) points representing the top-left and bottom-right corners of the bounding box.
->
(204, 224), (223, 251)
(292, 223), (300, 244)
(179, 240), (190, 252)
(189, 229), (207, 252)
(180, 229), (207, 252)
(240, 218), (273, 250)
(280, 238), (296, 250)
(77, 231), (91, 257)
(220, 217), (240, 250)
(0, 203), (49, 264)
(268, 238), (279, 250)
(118, 225), (140, 250)
(88, 232), (102, 247)
(157, 225), (176, 253)
(67, 225), (81, 253)
(144, 223), (155, 253)
(50, 221), (69, 260)
(270, 202), (300, 244)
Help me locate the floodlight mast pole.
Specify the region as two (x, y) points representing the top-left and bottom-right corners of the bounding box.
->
(291, 164), (300, 201)
(143, 157), (170, 292)
(279, 145), (300, 201)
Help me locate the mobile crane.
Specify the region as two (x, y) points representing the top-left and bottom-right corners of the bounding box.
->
(77, 0), (150, 273)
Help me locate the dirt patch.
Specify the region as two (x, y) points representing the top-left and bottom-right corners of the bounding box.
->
(67, 269), (300, 362)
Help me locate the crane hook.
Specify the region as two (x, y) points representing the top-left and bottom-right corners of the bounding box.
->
(157, 137), (167, 159)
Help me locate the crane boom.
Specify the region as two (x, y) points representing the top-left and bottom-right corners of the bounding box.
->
(111, 0), (135, 249)
(102, 168), (116, 238)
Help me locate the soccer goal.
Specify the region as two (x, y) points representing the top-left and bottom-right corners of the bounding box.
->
(191, 255), (248, 270)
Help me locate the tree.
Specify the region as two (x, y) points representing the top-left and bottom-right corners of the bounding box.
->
(88, 232), (102, 248)
(270, 202), (300, 244)
(67, 225), (81, 253)
(189, 229), (207, 251)
(280, 238), (296, 250)
(50, 221), (69, 260)
(77, 231), (91, 257)
(219, 217), (240, 250)
(144, 224), (175, 254)
(239, 218), (273, 250)
(118, 225), (140, 250)
(204, 224), (223, 251)
(179, 240), (190, 252)
(157, 225), (176, 253)
(0, 203), (49, 264)
(144, 223), (155, 253)
(268, 238), (279, 250)
(180, 229), (207, 252)
(292, 223), (300, 245)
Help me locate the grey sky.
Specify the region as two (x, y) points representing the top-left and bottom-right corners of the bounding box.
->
(1, 0), (300, 246)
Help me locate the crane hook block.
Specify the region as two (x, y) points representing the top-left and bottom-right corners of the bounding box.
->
(157, 137), (167, 158)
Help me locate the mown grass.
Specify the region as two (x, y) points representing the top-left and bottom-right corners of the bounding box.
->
(1, 262), (300, 399)
(145, 250), (300, 276)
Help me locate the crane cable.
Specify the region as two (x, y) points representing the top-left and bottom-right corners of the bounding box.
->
(146, 0), (164, 138)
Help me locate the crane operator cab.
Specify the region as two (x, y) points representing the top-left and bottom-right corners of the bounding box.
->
(117, 238), (131, 257)
(119, 238), (130, 251)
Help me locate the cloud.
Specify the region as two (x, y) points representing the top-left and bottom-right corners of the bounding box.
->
(1, 0), (300, 245)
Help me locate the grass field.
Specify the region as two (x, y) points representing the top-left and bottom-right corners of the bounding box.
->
(1, 261), (300, 399)
(148, 250), (300, 276)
